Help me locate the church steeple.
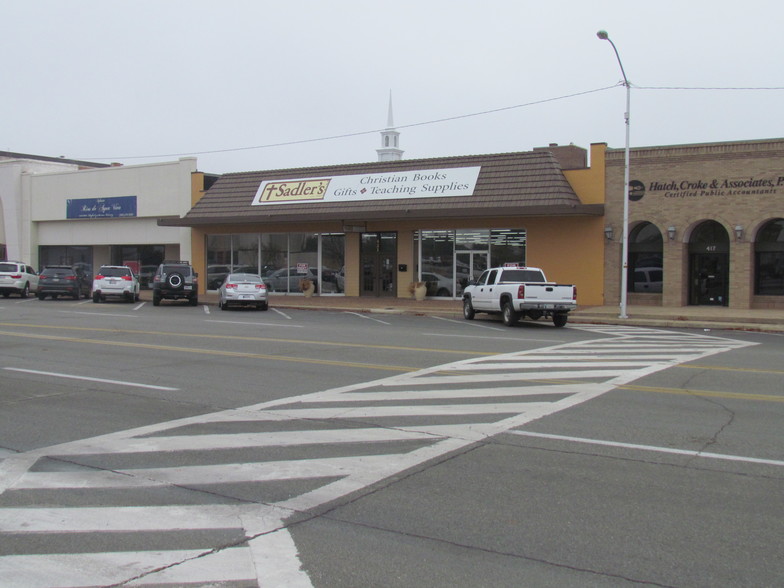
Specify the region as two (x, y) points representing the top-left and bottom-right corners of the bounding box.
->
(376, 91), (403, 162)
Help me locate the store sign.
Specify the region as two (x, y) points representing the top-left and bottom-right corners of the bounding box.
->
(66, 196), (137, 219)
(644, 175), (784, 199)
(251, 167), (481, 206)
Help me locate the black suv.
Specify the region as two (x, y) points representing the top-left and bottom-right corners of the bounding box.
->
(37, 265), (91, 300)
(152, 261), (199, 306)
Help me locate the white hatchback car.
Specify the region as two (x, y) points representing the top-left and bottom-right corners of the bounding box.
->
(0, 261), (39, 298)
(92, 265), (140, 303)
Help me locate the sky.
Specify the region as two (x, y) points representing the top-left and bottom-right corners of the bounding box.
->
(3, 0), (783, 175)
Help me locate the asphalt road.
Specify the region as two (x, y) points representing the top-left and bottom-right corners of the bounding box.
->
(0, 295), (782, 587)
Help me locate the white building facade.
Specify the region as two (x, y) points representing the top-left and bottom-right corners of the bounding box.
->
(1, 153), (204, 286)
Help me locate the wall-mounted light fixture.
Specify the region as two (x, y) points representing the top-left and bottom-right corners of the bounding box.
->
(604, 226), (614, 240)
(734, 225), (744, 241)
(667, 226), (677, 241)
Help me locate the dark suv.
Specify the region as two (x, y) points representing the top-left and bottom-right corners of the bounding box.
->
(152, 261), (199, 306)
(37, 265), (91, 300)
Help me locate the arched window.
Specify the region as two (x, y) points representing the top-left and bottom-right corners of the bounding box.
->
(384, 136), (390, 147)
(755, 218), (784, 295)
(628, 222), (663, 293)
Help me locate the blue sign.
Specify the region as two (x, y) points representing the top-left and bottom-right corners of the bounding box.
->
(66, 196), (137, 219)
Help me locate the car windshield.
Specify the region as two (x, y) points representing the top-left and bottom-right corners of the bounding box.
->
(98, 267), (131, 278)
(227, 274), (262, 283)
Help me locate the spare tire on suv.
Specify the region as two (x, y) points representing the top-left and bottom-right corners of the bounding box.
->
(152, 261), (199, 306)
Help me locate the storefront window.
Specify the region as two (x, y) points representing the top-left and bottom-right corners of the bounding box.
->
(206, 235), (232, 289)
(490, 229), (526, 266)
(755, 218), (784, 295)
(111, 245), (164, 289)
(416, 228), (525, 298)
(629, 222), (663, 293)
(322, 233), (345, 293)
(233, 234), (259, 273)
(456, 229), (489, 250)
(39, 246), (93, 278)
(419, 230), (454, 297)
(207, 232), (344, 294)
(261, 233), (288, 276)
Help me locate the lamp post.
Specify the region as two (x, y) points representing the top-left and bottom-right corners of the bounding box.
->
(597, 29), (630, 319)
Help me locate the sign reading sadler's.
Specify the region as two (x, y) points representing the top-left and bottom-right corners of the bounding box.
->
(252, 167), (481, 206)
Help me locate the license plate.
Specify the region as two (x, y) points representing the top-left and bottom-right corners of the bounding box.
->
(240, 295), (253, 300)
(184, 285), (192, 290)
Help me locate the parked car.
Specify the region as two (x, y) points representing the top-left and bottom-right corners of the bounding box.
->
(152, 261), (198, 306)
(218, 273), (269, 310)
(92, 265), (140, 303)
(37, 265), (91, 300)
(0, 261), (39, 298)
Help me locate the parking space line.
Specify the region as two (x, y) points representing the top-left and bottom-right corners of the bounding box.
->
(344, 311), (391, 325)
(3, 367), (179, 391)
(271, 308), (292, 320)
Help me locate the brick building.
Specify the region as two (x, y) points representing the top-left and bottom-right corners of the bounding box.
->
(603, 138), (784, 310)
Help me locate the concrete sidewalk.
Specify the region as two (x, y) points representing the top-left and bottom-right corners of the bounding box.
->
(142, 291), (784, 333)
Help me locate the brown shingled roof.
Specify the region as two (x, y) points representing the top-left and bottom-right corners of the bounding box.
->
(160, 150), (602, 227)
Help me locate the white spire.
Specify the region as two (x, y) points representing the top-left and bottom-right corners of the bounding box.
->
(386, 90), (395, 128)
(377, 91), (403, 162)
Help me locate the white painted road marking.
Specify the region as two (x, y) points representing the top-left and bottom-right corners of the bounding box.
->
(509, 430), (784, 467)
(0, 326), (756, 587)
(2, 367), (179, 391)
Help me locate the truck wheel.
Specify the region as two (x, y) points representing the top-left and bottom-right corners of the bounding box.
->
(153, 294), (161, 306)
(502, 302), (520, 326)
(463, 297), (475, 320)
(553, 312), (568, 328)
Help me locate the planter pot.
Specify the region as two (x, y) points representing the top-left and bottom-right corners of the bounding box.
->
(414, 285), (427, 301)
(303, 285), (315, 298)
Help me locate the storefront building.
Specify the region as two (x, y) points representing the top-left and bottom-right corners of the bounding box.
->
(23, 157), (214, 286)
(604, 138), (784, 310)
(161, 144), (608, 306)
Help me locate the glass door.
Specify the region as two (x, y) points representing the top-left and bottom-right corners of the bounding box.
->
(456, 251), (488, 297)
(690, 253), (728, 306)
(360, 232), (397, 297)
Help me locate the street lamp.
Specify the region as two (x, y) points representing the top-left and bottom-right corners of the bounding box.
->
(597, 29), (631, 319)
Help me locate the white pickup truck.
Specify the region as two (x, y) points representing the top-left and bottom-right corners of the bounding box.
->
(462, 265), (577, 327)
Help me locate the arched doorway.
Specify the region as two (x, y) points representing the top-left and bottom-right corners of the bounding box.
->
(689, 221), (729, 306)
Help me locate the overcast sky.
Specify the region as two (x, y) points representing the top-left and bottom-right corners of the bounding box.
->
(3, 0), (782, 174)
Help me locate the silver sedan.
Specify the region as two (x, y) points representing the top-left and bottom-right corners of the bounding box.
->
(217, 273), (269, 310)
